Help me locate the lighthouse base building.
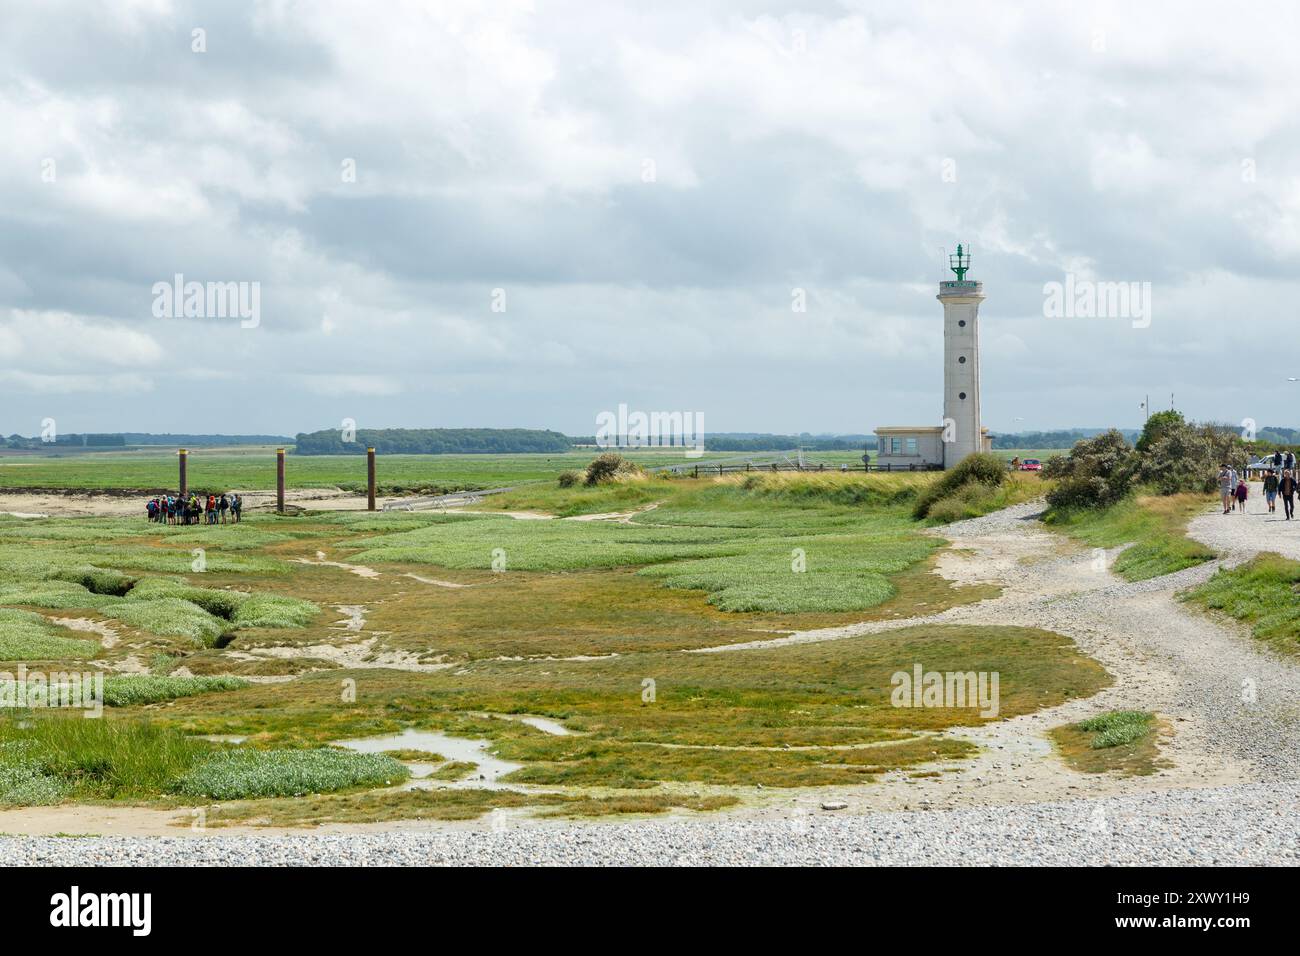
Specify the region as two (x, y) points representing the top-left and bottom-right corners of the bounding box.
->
(874, 249), (991, 471)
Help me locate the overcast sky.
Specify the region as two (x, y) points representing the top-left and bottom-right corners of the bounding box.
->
(3, 0), (1299, 438)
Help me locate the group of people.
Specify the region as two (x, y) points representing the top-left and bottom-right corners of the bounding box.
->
(146, 492), (243, 525)
(1220, 449), (1300, 520)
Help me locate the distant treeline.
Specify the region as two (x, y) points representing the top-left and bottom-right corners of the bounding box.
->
(4, 433), (291, 449)
(1255, 426), (1300, 446)
(122, 433), (293, 446)
(5, 433), (126, 449)
(990, 429), (1140, 449)
(293, 428), (573, 455)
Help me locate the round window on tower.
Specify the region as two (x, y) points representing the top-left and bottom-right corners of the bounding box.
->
(958, 356), (966, 364)
(958, 319), (966, 327)
(959, 392), (967, 400)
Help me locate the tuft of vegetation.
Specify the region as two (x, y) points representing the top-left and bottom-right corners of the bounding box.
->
(1050, 710), (1165, 775)
(1078, 709), (1154, 748)
(556, 469), (583, 488)
(172, 748), (408, 799)
(102, 675), (250, 707)
(1182, 553), (1300, 655)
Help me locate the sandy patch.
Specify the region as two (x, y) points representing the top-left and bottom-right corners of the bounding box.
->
(49, 617), (123, 649)
(403, 573), (473, 588)
(293, 552), (381, 578)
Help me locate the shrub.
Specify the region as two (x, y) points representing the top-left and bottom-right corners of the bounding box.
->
(584, 453), (643, 486)
(1043, 430), (1135, 510)
(557, 470), (582, 488)
(912, 452), (1007, 519)
(172, 748), (408, 799)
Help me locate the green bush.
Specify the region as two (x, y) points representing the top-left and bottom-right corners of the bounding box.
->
(172, 748), (408, 799)
(912, 453), (1006, 519)
(557, 470), (583, 488)
(584, 453), (643, 486)
(1044, 430), (1135, 509)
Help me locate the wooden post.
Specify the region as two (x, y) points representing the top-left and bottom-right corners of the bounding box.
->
(178, 448), (188, 499)
(276, 448), (285, 513)
(693, 465), (698, 478)
(367, 447), (376, 511)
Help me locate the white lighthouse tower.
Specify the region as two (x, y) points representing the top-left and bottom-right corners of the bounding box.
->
(872, 245), (991, 471)
(939, 244), (985, 469)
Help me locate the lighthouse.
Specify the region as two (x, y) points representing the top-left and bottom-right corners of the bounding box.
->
(873, 244), (990, 470)
(939, 244), (984, 469)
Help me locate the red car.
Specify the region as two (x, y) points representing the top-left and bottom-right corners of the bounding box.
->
(1018, 458), (1042, 471)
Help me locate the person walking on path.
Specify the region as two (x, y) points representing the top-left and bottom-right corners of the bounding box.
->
(1219, 464), (1236, 514)
(1282, 470), (1298, 521)
(1288, 450), (1297, 473)
(1235, 475), (1249, 515)
(1264, 469), (1280, 514)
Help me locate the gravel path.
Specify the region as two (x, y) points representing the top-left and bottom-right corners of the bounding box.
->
(1187, 479), (1300, 560)
(2, 782), (1295, 865)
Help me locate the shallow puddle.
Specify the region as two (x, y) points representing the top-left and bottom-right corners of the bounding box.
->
(333, 728), (524, 789)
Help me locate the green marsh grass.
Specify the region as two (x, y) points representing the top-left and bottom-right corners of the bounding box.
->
(0, 609), (98, 660)
(1050, 710), (1164, 775)
(1182, 553), (1300, 655)
(1042, 492), (1215, 581)
(172, 748), (408, 799)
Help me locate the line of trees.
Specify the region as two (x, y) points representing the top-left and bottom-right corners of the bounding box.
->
(991, 429), (1140, 449)
(4, 433), (126, 449)
(293, 428), (573, 455)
